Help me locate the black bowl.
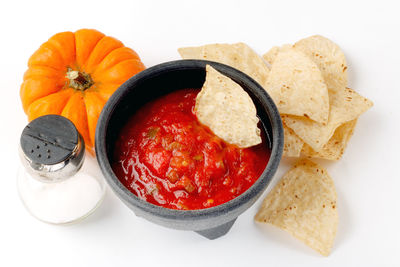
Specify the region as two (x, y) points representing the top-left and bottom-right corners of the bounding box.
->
(95, 60), (283, 239)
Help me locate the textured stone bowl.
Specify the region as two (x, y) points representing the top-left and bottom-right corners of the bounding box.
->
(95, 60), (283, 239)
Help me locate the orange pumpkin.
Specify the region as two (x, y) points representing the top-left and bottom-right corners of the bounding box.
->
(20, 29), (145, 153)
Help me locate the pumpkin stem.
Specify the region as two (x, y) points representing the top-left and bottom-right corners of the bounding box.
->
(66, 68), (93, 91)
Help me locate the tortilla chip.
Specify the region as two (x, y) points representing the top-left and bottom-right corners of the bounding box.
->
(302, 119), (357, 160)
(178, 42), (270, 87)
(195, 65), (261, 148)
(283, 87), (372, 151)
(266, 47), (329, 124)
(262, 44), (292, 64)
(293, 35), (348, 92)
(255, 159), (338, 256)
(283, 123), (304, 157)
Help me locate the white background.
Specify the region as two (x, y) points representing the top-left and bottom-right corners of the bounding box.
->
(1, 0), (399, 266)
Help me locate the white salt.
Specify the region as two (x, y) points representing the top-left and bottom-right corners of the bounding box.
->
(17, 156), (105, 224)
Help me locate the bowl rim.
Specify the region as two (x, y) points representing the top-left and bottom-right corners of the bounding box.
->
(95, 59), (283, 222)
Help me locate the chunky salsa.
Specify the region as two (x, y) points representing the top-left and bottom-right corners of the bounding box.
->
(112, 89), (270, 210)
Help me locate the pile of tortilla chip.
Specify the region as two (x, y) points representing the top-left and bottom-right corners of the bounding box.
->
(178, 36), (373, 256)
(179, 35), (373, 160)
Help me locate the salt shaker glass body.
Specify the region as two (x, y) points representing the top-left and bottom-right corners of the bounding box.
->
(17, 115), (105, 224)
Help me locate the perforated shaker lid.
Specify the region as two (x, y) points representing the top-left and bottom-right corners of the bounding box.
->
(20, 115), (85, 183)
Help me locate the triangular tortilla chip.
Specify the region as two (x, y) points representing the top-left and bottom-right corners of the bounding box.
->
(195, 65), (261, 148)
(283, 122), (304, 157)
(266, 47), (329, 124)
(255, 159), (338, 256)
(178, 42), (270, 87)
(262, 44), (292, 65)
(283, 87), (372, 151)
(294, 35), (348, 92)
(302, 119), (357, 160)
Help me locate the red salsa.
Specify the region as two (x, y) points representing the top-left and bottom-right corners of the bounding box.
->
(112, 89), (270, 210)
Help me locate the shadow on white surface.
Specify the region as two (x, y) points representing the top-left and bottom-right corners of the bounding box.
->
(344, 52), (358, 89)
(76, 185), (120, 226)
(334, 185), (351, 254)
(254, 221), (320, 257)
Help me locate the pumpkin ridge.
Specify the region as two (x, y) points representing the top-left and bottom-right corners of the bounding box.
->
(92, 47), (140, 74)
(84, 91), (106, 148)
(91, 83), (120, 102)
(24, 66), (65, 82)
(27, 63), (65, 72)
(21, 78), (65, 112)
(83, 36), (124, 73)
(81, 35), (106, 71)
(82, 93), (91, 143)
(61, 92), (92, 148)
(27, 89), (74, 121)
(74, 29), (105, 69)
(94, 56), (143, 75)
(47, 31), (76, 67)
(28, 42), (65, 71)
(92, 58), (145, 84)
(81, 92), (95, 151)
(42, 41), (65, 67)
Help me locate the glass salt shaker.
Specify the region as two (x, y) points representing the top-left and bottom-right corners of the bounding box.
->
(17, 115), (105, 224)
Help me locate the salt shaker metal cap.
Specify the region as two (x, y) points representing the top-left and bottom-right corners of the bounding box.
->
(19, 115), (85, 183)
